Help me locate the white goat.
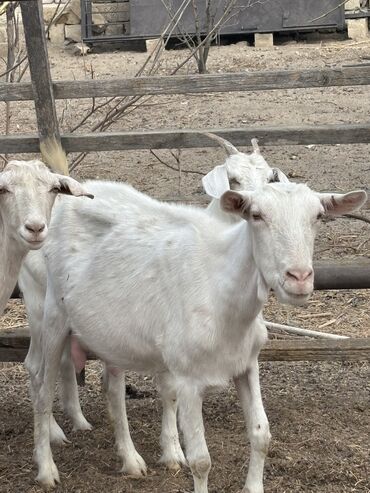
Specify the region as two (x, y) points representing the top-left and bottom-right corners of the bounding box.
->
(29, 177), (366, 491)
(19, 136), (287, 445)
(0, 160), (92, 315)
(202, 133), (289, 222)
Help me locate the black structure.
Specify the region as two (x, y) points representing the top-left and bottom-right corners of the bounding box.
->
(81, 0), (346, 45)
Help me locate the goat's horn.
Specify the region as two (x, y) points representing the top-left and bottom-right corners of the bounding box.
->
(251, 138), (260, 154)
(202, 132), (239, 156)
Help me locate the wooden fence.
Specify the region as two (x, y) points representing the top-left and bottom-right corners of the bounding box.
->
(1, 329), (369, 363)
(1, 0), (369, 363)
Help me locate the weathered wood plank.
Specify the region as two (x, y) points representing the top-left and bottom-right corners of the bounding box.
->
(0, 329), (369, 363)
(260, 338), (370, 362)
(3, 123), (370, 155)
(20, 0), (68, 174)
(1, 65), (370, 102)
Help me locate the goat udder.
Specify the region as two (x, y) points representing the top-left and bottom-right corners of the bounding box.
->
(71, 335), (87, 374)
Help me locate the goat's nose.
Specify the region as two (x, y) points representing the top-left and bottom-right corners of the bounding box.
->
(25, 221), (46, 234)
(285, 268), (313, 283)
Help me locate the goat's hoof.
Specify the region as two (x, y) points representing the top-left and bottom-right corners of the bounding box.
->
(50, 421), (69, 445)
(36, 467), (60, 490)
(72, 416), (93, 432)
(164, 460), (182, 472)
(121, 452), (147, 477)
(159, 447), (186, 471)
(242, 486), (264, 493)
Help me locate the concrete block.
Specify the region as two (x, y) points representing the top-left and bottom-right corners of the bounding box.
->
(65, 24), (82, 42)
(345, 0), (361, 9)
(43, 4), (61, 23)
(254, 33), (274, 48)
(347, 18), (369, 40)
(49, 23), (65, 45)
(146, 37), (164, 54)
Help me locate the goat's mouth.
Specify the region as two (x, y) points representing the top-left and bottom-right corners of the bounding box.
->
(19, 233), (45, 249)
(275, 282), (312, 306)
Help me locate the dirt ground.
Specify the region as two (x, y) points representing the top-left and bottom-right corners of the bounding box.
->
(0, 34), (370, 492)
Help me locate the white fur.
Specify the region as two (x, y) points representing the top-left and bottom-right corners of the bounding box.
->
(25, 178), (366, 491)
(0, 159), (92, 315)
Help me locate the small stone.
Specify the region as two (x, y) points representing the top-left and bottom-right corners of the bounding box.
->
(73, 42), (91, 56)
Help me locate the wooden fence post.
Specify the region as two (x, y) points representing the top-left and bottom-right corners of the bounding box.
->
(20, 0), (68, 175)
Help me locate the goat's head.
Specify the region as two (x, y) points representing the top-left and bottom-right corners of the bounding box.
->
(0, 160), (93, 250)
(202, 133), (288, 199)
(221, 182), (367, 306)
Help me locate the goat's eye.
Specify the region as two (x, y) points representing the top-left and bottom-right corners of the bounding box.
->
(269, 169), (280, 183)
(229, 178), (241, 187)
(251, 213), (263, 221)
(316, 212), (324, 221)
(50, 186), (60, 193)
(0, 187), (9, 194)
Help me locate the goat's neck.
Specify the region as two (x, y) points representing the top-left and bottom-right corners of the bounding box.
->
(206, 198), (240, 224)
(0, 215), (26, 315)
(213, 221), (268, 333)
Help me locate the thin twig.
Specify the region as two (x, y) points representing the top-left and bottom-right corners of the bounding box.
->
(150, 149), (205, 175)
(343, 213), (370, 225)
(309, 0), (350, 23)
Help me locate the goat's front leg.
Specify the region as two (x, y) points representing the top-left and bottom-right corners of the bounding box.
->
(234, 359), (270, 493)
(33, 303), (68, 488)
(24, 292), (69, 446)
(178, 382), (211, 493)
(102, 366), (147, 477)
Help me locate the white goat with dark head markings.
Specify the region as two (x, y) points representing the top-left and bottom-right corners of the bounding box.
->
(28, 170), (366, 491)
(0, 159), (93, 315)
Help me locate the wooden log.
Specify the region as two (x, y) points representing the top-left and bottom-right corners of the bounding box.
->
(314, 260), (370, 290)
(2, 65), (370, 102)
(3, 124), (370, 155)
(0, 329), (369, 362)
(20, 0), (68, 175)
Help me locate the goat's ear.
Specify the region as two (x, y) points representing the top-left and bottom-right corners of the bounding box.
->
(56, 175), (94, 199)
(318, 190), (367, 216)
(220, 190), (251, 216)
(270, 168), (289, 184)
(202, 164), (230, 199)
(0, 176), (8, 194)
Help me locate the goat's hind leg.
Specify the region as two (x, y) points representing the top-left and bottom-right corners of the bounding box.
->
(102, 366), (147, 477)
(157, 372), (186, 470)
(59, 336), (92, 432)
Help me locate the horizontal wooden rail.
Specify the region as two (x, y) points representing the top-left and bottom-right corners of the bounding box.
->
(3, 123), (370, 154)
(9, 261), (370, 300)
(0, 329), (368, 362)
(260, 338), (370, 362)
(1, 66), (370, 101)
